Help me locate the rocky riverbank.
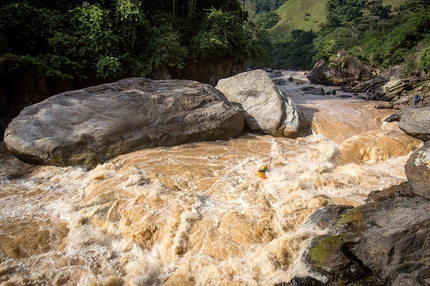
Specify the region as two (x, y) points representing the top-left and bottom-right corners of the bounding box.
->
(1, 66), (429, 285)
(267, 61), (430, 285)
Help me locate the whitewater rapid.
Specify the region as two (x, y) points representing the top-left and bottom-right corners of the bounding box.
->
(0, 71), (422, 285)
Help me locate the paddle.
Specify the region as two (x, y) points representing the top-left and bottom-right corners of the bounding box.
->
(267, 157), (272, 172)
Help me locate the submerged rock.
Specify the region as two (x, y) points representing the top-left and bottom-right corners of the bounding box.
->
(4, 78), (244, 168)
(216, 70), (312, 138)
(337, 129), (422, 164)
(374, 102), (394, 109)
(302, 86), (325, 95)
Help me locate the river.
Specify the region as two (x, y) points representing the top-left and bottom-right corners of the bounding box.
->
(0, 71), (422, 285)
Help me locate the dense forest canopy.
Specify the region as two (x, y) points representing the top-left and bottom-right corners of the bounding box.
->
(0, 0), (271, 82)
(2, 0), (429, 81)
(1, 0), (430, 98)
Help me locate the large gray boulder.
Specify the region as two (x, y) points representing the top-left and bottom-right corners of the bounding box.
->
(405, 140), (430, 200)
(307, 54), (374, 86)
(4, 78), (244, 168)
(215, 70), (311, 138)
(303, 195), (430, 285)
(397, 107), (430, 141)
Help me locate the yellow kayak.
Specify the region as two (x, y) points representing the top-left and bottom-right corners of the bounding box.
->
(256, 171), (266, 179)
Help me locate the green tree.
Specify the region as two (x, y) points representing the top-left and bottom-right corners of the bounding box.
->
(256, 11), (280, 29)
(251, 0), (287, 14)
(273, 29), (317, 69)
(0, 3), (52, 55)
(326, 0), (366, 26)
(365, 0), (391, 18)
(192, 7), (250, 61)
(417, 40), (430, 73)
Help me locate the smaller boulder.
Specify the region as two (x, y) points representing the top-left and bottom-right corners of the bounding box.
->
(307, 53), (374, 86)
(216, 70), (312, 138)
(303, 86), (325, 95)
(375, 102), (394, 109)
(367, 182), (415, 203)
(385, 113), (401, 122)
(272, 78), (287, 85)
(398, 107), (430, 141)
(268, 69), (283, 77)
(326, 89), (337, 96)
(405, 140), (430, 200)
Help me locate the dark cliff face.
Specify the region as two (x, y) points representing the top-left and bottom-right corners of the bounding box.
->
(1, 68), (49, 124)
(0, 119), (6, 141)
(0, 66), (66, 125)
(0, 60), (244, 126)
(169, 59), (245, 87)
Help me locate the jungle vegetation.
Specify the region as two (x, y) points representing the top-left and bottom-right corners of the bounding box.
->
(268, 0), (430, 73)
(0, 0), (271, 82)
(1, 0), (430, 84)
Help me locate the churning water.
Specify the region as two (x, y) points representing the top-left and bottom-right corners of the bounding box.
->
(0, 72), (422, 285)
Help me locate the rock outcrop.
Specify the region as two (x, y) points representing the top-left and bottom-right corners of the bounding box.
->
(405, 140), (430, 200)
(216, 70), (312, 138)
(342, 76), (389, 94)
(4, 78), (244, 168)
(0, 119), (6, 141)
(287, 127), (430, 285)
(304, 194), (430, 285)
(377, 77), (424, 102)
(398, 107), (430, 141)
(287, 103), (430, 285)
(385, 107), (430, 141)
(307, 53), (374, 86)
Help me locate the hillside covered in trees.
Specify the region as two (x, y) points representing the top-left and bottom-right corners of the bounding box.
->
(1, 0), (430, 123)
(266, 0), (430, 73)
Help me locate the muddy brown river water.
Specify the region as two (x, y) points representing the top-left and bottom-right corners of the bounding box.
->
(0, 71), (422, 285)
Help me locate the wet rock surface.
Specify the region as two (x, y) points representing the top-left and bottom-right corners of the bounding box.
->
(405, 140), (430, 200)
(4, 78), (244, 168)
(398, 107), (430, 141)
(307, 55), (374, 86)
(216, 70), (312, 138)
(297, 154), (430, 286)
(275, 71), (430, 286)
(302, 194), (430, 285)
(385, 107), (430, 141)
